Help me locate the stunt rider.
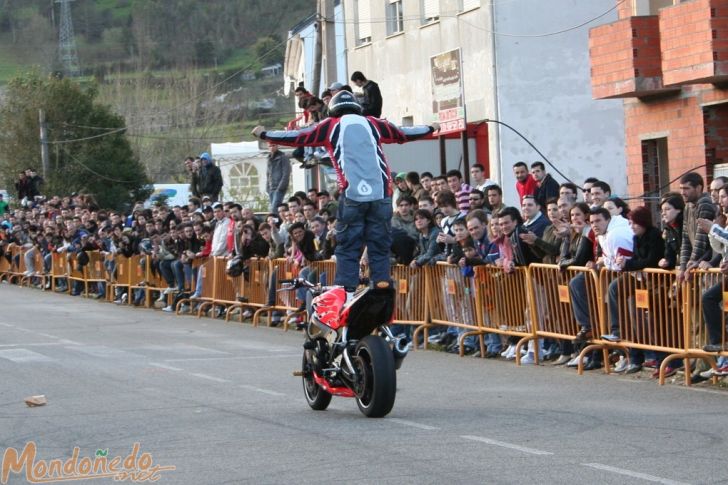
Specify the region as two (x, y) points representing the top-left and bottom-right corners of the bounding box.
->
(252, 91), (439, 301)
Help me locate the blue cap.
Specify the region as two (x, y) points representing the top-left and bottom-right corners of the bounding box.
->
(200, 152), (211, 161)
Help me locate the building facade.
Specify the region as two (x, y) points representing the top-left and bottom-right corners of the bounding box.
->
(590, 0), (728, 208)
(343, 0), (627, 203)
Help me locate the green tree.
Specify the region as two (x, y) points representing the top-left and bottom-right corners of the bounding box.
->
(0, 72), (151, 210)
(253, 35), (284, 66)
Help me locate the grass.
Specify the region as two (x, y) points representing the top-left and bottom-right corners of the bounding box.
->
(0, 42), (30, 84)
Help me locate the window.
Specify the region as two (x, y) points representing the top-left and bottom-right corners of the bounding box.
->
(421, 0), (439, 25)
(401, 115), (413, 127)
(355, 0), (372, 45)
(230, 163), (259, 192)
(641, 138), (669, 223)
(459, 0), (479, 12)
(386, 0), (404, 36)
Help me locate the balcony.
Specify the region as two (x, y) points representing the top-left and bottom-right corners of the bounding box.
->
(590, 16), (678, 99)
(660, 0), (728, 86)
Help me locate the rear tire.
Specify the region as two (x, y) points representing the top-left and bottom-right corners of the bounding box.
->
(302, 350), (332, 411)
(353, 335), (396, 418)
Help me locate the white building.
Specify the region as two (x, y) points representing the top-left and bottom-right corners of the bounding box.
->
(341, 0), (627, 203)
(212, 141), (307, 211)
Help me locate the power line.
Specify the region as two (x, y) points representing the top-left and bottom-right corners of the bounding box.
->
(324, 1), (624, 38)
(46, 11), (290, 145)
(63, 152), (142, 185)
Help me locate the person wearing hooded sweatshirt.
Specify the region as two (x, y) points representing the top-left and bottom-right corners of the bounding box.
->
(602, 207), (664, 346)
(197, 152), (223, 202)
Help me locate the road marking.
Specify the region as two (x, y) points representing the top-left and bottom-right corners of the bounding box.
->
(239, 384), (286, 397)
(0, 323), (81, 345)
(140, 344), (229, 356)
(0, 348), (54, 363)
(67, 346), (141, 359)
(389, 418), (439, 430)
(149, 362), (183, 371)
(189, 373), (229, 383)
(164, 353), (300, 363)
(460, 435), (553, 456)
(0, 342), (67, 348)
(582, 463), (691, 485)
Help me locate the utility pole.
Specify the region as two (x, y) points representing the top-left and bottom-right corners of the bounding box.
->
(321, 0), (337, 87)
(311, 0), (323, 96)
(39, 109), (50, 179)
(56, 0), (80, 77)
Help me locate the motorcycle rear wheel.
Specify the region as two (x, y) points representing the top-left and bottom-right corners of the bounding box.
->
(353, 335), (396, 418)
(302, 349), (332, 411)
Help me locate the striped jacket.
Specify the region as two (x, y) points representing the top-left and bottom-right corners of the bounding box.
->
(261, 115), (433, 202)
(680, 192), (717, 271)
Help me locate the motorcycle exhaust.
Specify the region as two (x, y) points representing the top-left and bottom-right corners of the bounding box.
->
(392, 337), (409, 370)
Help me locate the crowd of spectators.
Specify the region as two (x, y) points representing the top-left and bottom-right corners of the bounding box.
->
(3, 68), (727, 383)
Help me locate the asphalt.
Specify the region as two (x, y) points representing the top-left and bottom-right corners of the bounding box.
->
(0, 284), (726, 485)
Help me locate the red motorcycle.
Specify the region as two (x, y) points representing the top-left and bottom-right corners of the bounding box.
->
(281, 279), (409, 418)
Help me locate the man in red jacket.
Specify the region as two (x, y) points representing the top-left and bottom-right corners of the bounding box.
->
(513, 161), (537, 203)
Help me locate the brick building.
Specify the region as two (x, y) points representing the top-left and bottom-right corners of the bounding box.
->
(590, 0), (728, 210)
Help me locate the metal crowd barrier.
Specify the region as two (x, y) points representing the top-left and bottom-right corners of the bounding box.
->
(231, 258), (271, 324)
(472, 265), (537, 364)
(253, 258), (303, 331)
(11, 249), (728, 388)
(414, 263), (482, 355)
(391, 264), (429, 349)
(529, 264), (609, 373)
(681, 269), (727, 385)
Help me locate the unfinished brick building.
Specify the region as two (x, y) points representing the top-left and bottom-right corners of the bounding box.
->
(590, 0), (728, 210)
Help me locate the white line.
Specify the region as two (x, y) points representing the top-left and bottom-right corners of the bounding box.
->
(582, 463), (691, 485)
(0, 342), (66, 348)
(0, 348), (54, 363)
(389, 418), (439, 431)
(189, 373), (229, 383)
(239, 384), (286, 397)
(460, 435), (553, 456)
(149, 362), (183, 372)
(164, 353), (300, 363)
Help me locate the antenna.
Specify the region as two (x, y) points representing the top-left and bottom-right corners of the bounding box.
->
(56, 0), (80, 77)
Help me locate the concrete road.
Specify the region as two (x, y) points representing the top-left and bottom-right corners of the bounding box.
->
(0, 284), (726, 485)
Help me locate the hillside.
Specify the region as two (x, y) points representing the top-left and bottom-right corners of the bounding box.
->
(0, 0), (314, 79)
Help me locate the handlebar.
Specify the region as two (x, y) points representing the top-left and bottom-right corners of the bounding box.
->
(277, 278), (318, 292)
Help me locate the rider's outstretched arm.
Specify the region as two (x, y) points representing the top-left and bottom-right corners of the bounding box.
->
(368, 118), (437, 144)
(257, 119), (333, 148)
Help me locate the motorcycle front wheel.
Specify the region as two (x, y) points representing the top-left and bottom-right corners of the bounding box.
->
(302, 349), (332, 411)
(353, 335), (396, 418)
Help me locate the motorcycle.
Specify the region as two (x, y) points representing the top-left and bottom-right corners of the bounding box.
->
(280, 278), (409, 418)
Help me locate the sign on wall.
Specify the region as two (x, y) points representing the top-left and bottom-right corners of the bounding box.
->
(431, 48), (466, 135)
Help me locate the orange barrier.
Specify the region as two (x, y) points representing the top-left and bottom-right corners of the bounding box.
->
(471, 265), (537, 363)
(246, 258), (272, 318)
(680, 269), (727, 385)
(83, 252), (107, 297)
(175, 257), (215, 317)
(414, 263), (482, 356)
(253, 258), (303, 331)
(529, 264), (609, 373)
(20, 250), (48, 289)
(12, 249), (728, 389)
(6, 244), (26, 284)
(0, 250), (11, 282)
(51, 252), (69, 292)
(66, 253), (86, 296)
(209, 257), (243, 319)
(391, 264), (429, 348)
